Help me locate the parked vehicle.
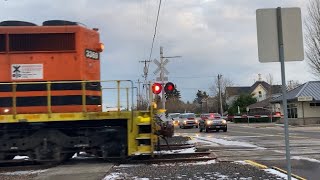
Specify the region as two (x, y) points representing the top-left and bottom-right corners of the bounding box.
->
(178, 113), (198, 128)
(199, 113), (227, 132)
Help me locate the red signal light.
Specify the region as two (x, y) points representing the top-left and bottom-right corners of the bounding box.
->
(152, 83), (162, 94)
(164, 82), (175, 93)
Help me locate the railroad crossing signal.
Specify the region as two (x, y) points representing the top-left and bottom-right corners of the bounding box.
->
(152, 83), (162, 94)
(164, 82), (175, 93)
(153, 46), (181, 109)
(156, 77), (168, 82)
(151, 82), (175, 95)
(153, 59), (169, 75)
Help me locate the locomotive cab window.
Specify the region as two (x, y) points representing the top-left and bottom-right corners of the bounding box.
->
(9, 33), (75, 52)
(0, 34), (5, 52)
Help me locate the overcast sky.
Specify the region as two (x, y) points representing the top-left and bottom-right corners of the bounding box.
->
(0, 0), (314, 104)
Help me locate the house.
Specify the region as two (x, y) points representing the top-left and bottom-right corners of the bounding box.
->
(226, 78), (281, 106)
(271, 81), (320, 125)
(247, 97), (274, 115)
(250, 81), (281, 102)
(225, 86), (251, 106)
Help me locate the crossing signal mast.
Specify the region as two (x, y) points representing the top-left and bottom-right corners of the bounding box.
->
(153, 46), (181, 109)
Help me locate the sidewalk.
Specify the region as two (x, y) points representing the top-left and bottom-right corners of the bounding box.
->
(231, 123), (278, 128)
(233, 122), (320, 131)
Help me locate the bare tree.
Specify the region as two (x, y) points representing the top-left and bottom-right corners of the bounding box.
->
(305, 0), (320, 78)
(209, 75), (233, 113)
(265, 73), (274, 97)
(287, 80), (301, 91)
(209, 76), (233, 96)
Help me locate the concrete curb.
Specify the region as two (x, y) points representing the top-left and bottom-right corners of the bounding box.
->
(271, 166), (307, 180)
(244, 160), (306, 180)
(244, 160), (268, 169)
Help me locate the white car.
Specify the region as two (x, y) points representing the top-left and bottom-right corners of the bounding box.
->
(168, 113), (180, 126)
(178, 113), (198, 128)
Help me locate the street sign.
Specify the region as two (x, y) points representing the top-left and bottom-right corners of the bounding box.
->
(156, 77), (168, 82)
(298, 96), (313, 102)
(256, 7), (301, 179)
(256, 8), (304, 62)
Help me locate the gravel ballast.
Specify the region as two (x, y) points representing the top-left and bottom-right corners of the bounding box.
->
(104, 161), (286, 180)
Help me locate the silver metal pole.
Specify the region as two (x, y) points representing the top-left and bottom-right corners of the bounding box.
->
(160, 46), (166, 109)
(277, 7), (292, 180)
(218, 74), (223, 115)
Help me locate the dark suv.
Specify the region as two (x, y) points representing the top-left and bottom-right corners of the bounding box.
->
(199, 113), (227, 132)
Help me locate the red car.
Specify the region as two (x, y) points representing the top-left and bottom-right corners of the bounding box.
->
(200, 113), (221, 120)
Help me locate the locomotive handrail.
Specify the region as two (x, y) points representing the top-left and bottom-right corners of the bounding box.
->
(0, 80), (136, 120)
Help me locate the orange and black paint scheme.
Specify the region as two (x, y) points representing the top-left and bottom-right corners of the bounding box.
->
(0, 21), (156, 162)
(0, 20), (104, 114)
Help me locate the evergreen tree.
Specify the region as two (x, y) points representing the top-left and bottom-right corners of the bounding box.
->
(165, 85), (181, 100)
(228, 94), (257, 115)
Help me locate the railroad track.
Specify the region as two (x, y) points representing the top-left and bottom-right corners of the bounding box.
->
(0, 159), (59, 172)
(158, 144), (194, 150)
(129, 152), (216, 163)
(0, 145), (216, 170)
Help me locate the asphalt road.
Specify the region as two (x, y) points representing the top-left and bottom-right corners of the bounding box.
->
(174, 122), (320, 180)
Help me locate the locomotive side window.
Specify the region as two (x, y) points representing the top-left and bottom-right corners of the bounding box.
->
(0, 34), (5, 52)
(9, 33), (75, 52)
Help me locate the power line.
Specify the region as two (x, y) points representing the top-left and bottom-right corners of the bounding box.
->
(178, 88), (211, 90)
(148, 0), (162, 62)
(146, 0), (163, 80)
(170, 75), (217, 79)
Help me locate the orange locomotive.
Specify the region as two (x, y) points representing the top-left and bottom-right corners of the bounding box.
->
(0, 20), (103, 114)
(0, 20), (159, 162)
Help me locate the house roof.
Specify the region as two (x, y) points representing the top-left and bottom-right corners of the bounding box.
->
(250, 81), (270, 92)
(271, 81), (320, 103)
(248, 97), (272, 109)
(271, 85), (282, 94)
(225, 86), (251, 96)
(226, 81), (282, 96)
(250, 81), (282, 94)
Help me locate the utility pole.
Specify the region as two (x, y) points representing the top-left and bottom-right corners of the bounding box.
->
(160, 47), (166, 109)
(154, 46), (181, 109)
(135, 79), (143, 110)
(218, 74), (223, 115)
(139, 60), (151, 101)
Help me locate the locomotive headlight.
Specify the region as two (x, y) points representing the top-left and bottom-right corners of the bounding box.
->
(3, 109), (9, 113)
(96, 43), (104, 52)
(100, 43), (105, 51)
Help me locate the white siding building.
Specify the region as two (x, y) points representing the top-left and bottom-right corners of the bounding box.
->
(271, 81), (320, 125)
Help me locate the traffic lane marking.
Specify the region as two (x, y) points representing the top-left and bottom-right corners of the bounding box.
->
(229, 130), (308, 139)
